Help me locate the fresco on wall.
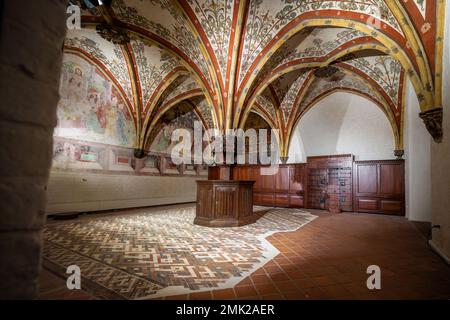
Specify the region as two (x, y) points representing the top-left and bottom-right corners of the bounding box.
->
(148, 101), (200, 155)
(52, 138), (106, 170)
(55, 54), (135, 148)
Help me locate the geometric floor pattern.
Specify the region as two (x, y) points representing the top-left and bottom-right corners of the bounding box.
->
(43, 206), (316, 299)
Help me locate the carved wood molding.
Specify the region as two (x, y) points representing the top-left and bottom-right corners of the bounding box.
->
(419, 107), (443, 143)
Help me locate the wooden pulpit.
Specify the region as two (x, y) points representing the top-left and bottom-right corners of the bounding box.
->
(195, 165), (255, 227)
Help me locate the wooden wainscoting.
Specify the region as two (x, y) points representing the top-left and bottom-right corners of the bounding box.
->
(232, 164), (306, 208)
(353, 159), (405, 216)
(207, 157), (405, 216)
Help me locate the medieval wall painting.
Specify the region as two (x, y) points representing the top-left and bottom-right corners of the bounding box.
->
(148, 102), (201, 155)
(52, 138), (106, 171)
(55, 54), (135, 148)
(52, 53), (208, 177)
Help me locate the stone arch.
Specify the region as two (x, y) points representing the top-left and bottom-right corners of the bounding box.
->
(235, 18), (431, 129)
(288, 89), (400, 158)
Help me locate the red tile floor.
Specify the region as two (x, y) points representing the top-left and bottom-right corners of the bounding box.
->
(38, 209), (450, 300)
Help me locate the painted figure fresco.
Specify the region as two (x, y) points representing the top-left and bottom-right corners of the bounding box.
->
(148, 102), (201, 155)
(55, 54), (135, 148)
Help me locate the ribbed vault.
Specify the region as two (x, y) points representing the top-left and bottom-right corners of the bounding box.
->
(66, 0), (444, 156)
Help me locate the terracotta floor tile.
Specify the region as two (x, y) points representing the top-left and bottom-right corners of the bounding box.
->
(189, 291), (212, 300)
(273, 280), (298, 293)
(251, 274), (272, 284)
(260, 294), (285, 300)
(39, 207), (450, 300)
(294, 278), (318, 289)
(286, 270), (308, 280)
(270, 272), (290, 282)
(284, 292), (308, 300)
(165, 294), (189, 300)
(310, 275), (339, 287)
(212, 289), (236, 300)
(321, 284), (354, 298)
(254, 283), (279, 295)
(236, 277), (253, 286)
(302, 287), (333, 300)
(264, 265), (283, 274)
(236, 296), (260, 300)
(234, 285), (258, 298)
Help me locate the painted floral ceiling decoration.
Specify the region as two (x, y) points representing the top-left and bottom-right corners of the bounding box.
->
(65, 29), (134, 106)
(68, 0), (443, 155)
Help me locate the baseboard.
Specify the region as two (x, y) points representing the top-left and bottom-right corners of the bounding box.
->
(46, 197), (197, 215)
(428, 240), (450, 265)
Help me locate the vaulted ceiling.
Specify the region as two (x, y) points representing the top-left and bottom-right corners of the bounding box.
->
(68, 0), (444, 156)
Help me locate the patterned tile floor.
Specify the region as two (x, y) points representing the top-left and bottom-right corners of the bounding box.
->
(39, 205), (450, 300)
(42, 205), (316, 299)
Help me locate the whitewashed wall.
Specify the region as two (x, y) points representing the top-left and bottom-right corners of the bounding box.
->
(404, 79), (432, 222)
(430, 1), (450, 262)
(288, 92), (395, 162)
(46, 172), (203, 214)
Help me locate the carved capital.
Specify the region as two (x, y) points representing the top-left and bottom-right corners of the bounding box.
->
(280, 156), (289, 164)
(96, 23), (130, 45)
(419, 108), (443, 143)
(134, 148), (146, 159)
(394, 149), (404, 159)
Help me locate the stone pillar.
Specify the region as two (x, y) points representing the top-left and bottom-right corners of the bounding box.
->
(0, 0), (68, 299)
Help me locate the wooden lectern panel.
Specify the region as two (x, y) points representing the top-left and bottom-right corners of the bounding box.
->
(195, 180), (256, 227)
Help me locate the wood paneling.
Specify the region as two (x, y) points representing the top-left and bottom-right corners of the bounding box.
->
(231, 164), (306, 208)
(261, 193), (275, 205)
(206, 157), (405, 217)
(208, 167), (220, 180)
(275, 194), (289, 206)
(289, 195), (304, 207)
(380, 163), (404, 195)
(214, 186), (237, 217)
(357, 198), (378, 211)
(380, 200), (402, 213)
(289, 165), (305, 194)
(356, 164), (378, 195)
(275, 166), (290, 192)
(353, 160), (405, 216)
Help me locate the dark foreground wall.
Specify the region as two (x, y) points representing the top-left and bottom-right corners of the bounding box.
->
(0, 0), (68, 299)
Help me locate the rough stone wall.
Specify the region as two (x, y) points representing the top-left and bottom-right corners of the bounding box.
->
(0, 0), (68, 298)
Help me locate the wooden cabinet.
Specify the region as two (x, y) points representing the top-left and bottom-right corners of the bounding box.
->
(306, 155), (353, 212)
(195, 180), (255, 227)
(353, 160), (405, 215)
